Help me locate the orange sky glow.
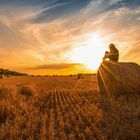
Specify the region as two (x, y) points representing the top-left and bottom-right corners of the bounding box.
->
(0, 0), (140, 75)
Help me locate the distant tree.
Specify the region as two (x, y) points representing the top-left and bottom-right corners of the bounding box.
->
(0, 68), (27, 76)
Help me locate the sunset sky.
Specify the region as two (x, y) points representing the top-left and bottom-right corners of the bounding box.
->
(0, 0), (140, 75)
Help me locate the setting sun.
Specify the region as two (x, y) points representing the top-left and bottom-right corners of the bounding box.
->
(69, 33), (107, 70)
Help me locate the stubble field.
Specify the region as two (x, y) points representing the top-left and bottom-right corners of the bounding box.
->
(0, 75), (140, 140)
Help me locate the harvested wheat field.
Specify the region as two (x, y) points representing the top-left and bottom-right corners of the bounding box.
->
(0, 75), (140, 140)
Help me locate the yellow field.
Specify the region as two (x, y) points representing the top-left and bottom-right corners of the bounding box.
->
(0, 75), (139, 140)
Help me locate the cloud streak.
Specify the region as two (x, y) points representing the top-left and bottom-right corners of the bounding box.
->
(26, 63), (82, 70)
(32, 0), (91, 23)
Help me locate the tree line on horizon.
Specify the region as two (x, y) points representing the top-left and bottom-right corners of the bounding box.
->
(0, 68), (27, 76)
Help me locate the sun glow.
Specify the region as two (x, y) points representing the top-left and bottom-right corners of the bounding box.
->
(69, 33), (107, 70)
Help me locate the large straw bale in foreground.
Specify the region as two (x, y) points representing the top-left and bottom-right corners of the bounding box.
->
(97, 61), (140, 96)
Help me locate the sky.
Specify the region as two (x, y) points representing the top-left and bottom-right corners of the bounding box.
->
(0, 0), (140, 75)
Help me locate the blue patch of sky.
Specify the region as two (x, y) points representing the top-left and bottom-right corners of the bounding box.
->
(32, 0), (92, 23)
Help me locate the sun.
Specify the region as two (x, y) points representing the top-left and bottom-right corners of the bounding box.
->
(69, 33), (107, 70)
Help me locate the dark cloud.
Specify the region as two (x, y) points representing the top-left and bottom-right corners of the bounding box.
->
(26, 63), (82, 70)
